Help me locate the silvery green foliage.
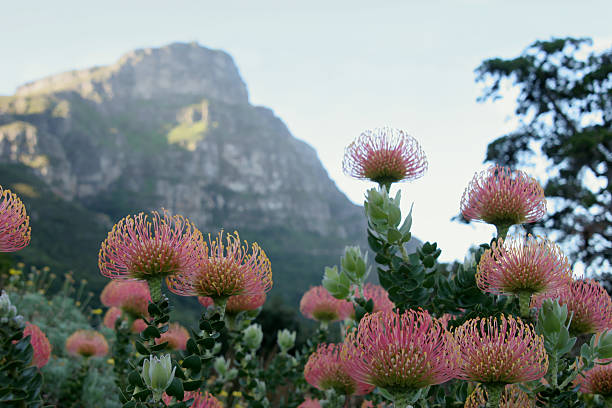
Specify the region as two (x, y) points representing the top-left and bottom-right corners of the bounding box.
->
(213, 356), (238, 381)
(276, 329), (296, 354)
(243, 323), (264, 351)
(0, 290), (23, 327)
(322, 266), (351, 299)
(141, 354), (176, 402)
(341, 246), (370, 285)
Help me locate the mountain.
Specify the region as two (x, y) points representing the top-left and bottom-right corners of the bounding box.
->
(0, 42), (416, 310)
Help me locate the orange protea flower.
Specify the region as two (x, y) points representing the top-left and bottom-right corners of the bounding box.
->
(0, 186), (31, 252)
(163, 391), (223, 407)
(343, 127), (428, 186)
(300, 286), (353, 323)
(298, 398), (322, 408)
(532, 279), (612, 335)
(103, 307), (147, 333)
(22, 322), (51, 368)
(156, 323), (189, 351)
(460, 166), (546, 237)
(99, 210), (204, 282)
(65, 330), (109, 358)
(343, 310), (460, 392)
(304, 343), (374, 396)
(574, 359), (612, 396)
(476, 235), (571, 297)
(200, 293), (267, 314)
(454, 315), (548, 384)
(167, 231), (272, 301)
(464, 384), (535, 407)
(100, 280), (151, 318)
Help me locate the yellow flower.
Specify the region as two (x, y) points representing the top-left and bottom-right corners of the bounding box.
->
(26, 280), (34, 286)
(75, 301), (81, 307)
(232, 391), (242, 397)
(219, 390), (228, 397)
(91, 308), (103, 315)
(9, 268), (21, 276)
(107, 358), (115, 365)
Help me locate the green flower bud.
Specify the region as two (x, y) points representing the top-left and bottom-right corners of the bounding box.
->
(141, 354), (175, 401)
(341, 246), (370, 284)
(214, 356), (230, 377)
(243, 324), (263, 351)
(322, 266), (351, 299)
(277, 329), (296, 353)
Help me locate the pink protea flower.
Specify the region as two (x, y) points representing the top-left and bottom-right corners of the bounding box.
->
(65, 330), (109, 358)
(354, 283), (394, 315)
(103, 307), (147, 333)
(0, 186), (31, 252)
(342, 127), (428, 186)
(464, 384), (534, 408)
(460, 165), (546, 237)
(300, 286), (353, 323)
(99, 210), (205, 282)
(298, 398), (322, 408)
(163, 391), (223, 407)
(454, 315), (548, 384)
(198, 293), (267, 313)
(304, 343), (374, 396)
(100, 280), (151, 318)
(574, 359), (612, 396)
(343, 309), (460, 392)
(532, 279), (612, 335)
(476, 235), (572, 297)
(166, 231), (272, 301)
(198, 296), (215, 308)
(22, 322), (51, 368)
(156, 323), (189, 351)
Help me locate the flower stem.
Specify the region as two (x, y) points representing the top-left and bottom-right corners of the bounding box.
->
(495, 224), (511, 241)
(148, 277), (162, 302)
(485, 384), (504, 408)
(213, 297), (227, 320)
(518, 292), (532, 319)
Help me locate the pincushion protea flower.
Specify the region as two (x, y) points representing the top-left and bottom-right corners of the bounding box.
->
(167, 231), (272, 303)
(298, 398), (322, 408)
(532, 279), (612, 335)
(454, 315), (548, 384)
(343, 309), (459, 403)
(0, 186), (31, 252)
(460, 165), (546, 238)
(65, 330), (109, 357)
(300, 286), (353, 323)
(103, 307), (147, 333)
(305, 343), (374, 396)
(156, 323), (189, 351)
(477, 235), (572, 317)
(100, 280), (151, 318)
(342, 127), (428, 187)
(354, 283), (394, 315)
(574, 359), (612, 396)
(99, 210), (205, 299)
(163, 391), (223, 407)
(464, 384), (534, 408)
(22, 322), (51, 368)
(199, 293), (266, 313)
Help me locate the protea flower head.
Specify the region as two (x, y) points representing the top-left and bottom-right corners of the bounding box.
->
(574, 359), (612, 396)
(100, 280), (151, 318)
(298, 398), (322, 408)
(99, 210), (204, 282)
(22, 322), (51, 368)
(65, 330), (109, 358)
(353, 283), (394, 315)
(454, 315), (548, 384)
(300, 286), (353, 323)
(156, 323), (189, 351)
(476, 235), (571, 298)
(342, 127), (428, 187)
(103, 307), (147, 333)
(532, 279), (612, 335)
(304, 342), (374, 396)
(0, 186), (31, 252)
(460, 165), (546, 237)
(166, 231), (272, 301)
(343, 309), (460, 395)
(163, 391), (223, 407)
(464, 384), (534, 408)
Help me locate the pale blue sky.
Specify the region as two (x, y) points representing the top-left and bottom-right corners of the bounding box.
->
(1, 1), (611, 264)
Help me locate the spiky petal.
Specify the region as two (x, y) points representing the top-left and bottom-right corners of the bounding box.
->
(103, 307), (147, 333)
(476, 235), (572, 297)
(532, 279), (612, 335)
(454, 315), (548, 383)
(163, 391), (223, 407)
(342, 127), (428, 185)
(343, 309), (460, 390)
(304, 343), (374, 396)
(464, 384), (535, 407)
(460, 165), (546, 228)
(298, 399), (322, 408)
(22, 322), (51, 368)
(574, 359), (612, 396)
(100, 280), (151, 318)
(65, 330), (109, 358)
(300, 286), (353, 323)
(0, 186), (31, 252)
(156, 323), (189, 351)
(99, 210), (205, 281)
(167, 231), (272, 300)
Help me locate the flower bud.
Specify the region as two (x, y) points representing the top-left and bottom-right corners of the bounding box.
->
(243, 324), (263, 351)
(214, 356), (230, 377)
(341, 247), (369, 284)
(141, 354), (176, 401)
(277, 329), (296, 353)
(322, 266), (350, 300)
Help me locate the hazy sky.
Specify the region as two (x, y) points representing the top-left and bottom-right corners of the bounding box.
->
(1, 1), (611, 264)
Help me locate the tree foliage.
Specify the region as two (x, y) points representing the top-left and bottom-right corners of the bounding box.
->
(476, 37), (612, 273)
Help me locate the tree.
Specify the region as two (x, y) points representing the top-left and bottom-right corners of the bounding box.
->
(475, 37), (612, 274)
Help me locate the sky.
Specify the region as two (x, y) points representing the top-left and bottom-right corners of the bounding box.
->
(1, 1), (611, 264)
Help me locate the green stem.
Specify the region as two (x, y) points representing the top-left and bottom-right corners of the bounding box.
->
(485, 384), (504, 408)
(147, 277), (162, 302)
(518, 292), (532, 319)
(213, 297), (227, 319)
(550, 357), (559, 388)
(495, 224), (511, 241)
(399, 244), (409, 262)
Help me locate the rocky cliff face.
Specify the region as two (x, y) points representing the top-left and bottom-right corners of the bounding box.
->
(0, 42), (415, 305)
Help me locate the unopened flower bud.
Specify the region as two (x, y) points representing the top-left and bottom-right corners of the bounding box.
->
(243, 324), (263, 351)
(341, 247), (369, 284)
(322, 266), (350, 300)
(142, 354), (175, 401)
(277, 329), (296, 354)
